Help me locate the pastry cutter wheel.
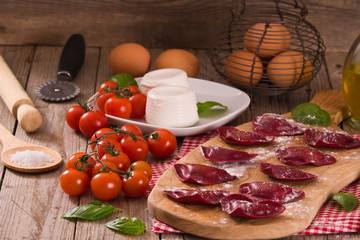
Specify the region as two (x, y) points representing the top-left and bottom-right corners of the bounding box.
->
(35, 34), (85, 102)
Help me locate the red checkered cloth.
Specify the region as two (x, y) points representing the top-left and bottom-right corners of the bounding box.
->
(147, 133), (360, 235)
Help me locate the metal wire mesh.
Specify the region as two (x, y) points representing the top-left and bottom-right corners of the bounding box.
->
(211, 0), (327, 96)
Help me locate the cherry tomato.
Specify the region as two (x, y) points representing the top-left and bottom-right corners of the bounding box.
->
(79, 111), (108, 138)
(60, 169), (90, 196)
(66, 105), (86, 131)
(131, 161), (152, 180)
(122, 170), (149, 198)
(66, 152), (95, 178)
(120, 135), (149, 163)
(101, 152), (131, 172)
(129, 93), (146, 118)
(147, 129), (177, 159)
(91, 172), (122, 200)
(121, 85), (140, 97)
(104, 96), (132, 119)
(96, 92), (115, 112)
(119, 124), (143, 140)
(92, 160), (118, 177)
(90, 127), (120, 150)
(96, 138), (122, 159)
(98, 80), (118, 93)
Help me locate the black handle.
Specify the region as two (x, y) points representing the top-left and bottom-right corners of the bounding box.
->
(57, 34), (85, 81)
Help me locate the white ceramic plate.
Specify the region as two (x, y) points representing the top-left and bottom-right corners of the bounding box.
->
(95, 77), (250, 137)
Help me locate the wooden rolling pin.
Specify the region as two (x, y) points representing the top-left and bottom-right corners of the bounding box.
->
(0, 55), (42, 132)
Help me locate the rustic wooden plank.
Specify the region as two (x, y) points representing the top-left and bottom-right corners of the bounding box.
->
(329, 232), (360, 239)
(282, 236), (327, 240)
(304, 0), (360, 51)
(179, 229), (360, 239)
(162, 233), (186, 240)
(178, 230), (360, 240)
(0, 46), (34, 181)
(0, 0), (358, 50)
(37, 46), (100, 239)
(180, 235), (329, 240)
(0, 45), (35, 238)
(0, 0), (232, 48)
(0, 47), (67, 239)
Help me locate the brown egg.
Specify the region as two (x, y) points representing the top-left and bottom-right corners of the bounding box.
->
(108, 43), (151, 77)
(244, 23), (291, 58)
(224, 50), (263, 87)
(154, 49), (200, 78)
(267, 51), (313, 88)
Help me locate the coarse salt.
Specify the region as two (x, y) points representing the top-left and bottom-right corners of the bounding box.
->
(9, 150), (53, 167)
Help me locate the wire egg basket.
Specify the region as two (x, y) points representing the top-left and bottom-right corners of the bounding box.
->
(211, 0), (327, 96)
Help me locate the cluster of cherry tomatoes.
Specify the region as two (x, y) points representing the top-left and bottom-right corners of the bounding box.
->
(60, 125), (177, 200)
(97, 80), (147, 119)
(61, 76), (177, 200)
(66, 76), (147, 138)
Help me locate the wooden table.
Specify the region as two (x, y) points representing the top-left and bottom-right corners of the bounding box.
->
(0, 43), (359, 240)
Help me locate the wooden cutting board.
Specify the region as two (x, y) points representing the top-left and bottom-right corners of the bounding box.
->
(147, 89), (360, 240)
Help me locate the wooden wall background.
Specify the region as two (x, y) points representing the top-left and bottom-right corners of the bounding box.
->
(0, 0), (359, 51)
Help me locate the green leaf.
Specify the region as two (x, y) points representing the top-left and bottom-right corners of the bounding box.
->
(62, 201), (119, 221)
(106, 217), (146, 236)
(332, 193), (359, 212)
(197, 101), (228, 115)
(110, 73), (139, 88)
(291, 103), (331, 126)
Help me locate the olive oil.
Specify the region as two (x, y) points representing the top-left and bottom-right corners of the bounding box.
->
(342, 34), (360, 130)
(342, 63), (360, 129)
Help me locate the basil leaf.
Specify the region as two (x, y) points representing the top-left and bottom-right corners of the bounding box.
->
(106, 217), (146, 236)
(291, 103), (331, 126)
(197, 101), (228, 115)
(332, 193), (359, 212)
(110, 73), (139, 88)
(62, 201), (119, 221)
